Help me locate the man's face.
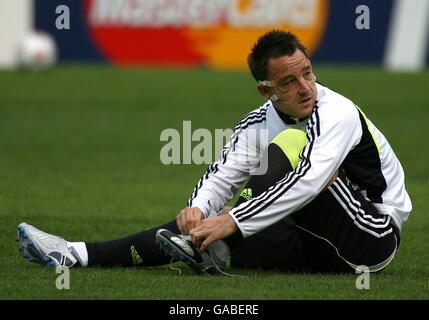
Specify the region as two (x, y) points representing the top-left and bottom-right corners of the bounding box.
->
(261, 49), (317, 119)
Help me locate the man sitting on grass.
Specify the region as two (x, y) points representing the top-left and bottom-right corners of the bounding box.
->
(17, 30), (412, 275)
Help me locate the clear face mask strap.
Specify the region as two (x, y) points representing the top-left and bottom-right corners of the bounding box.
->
(257, 80), (274, 87)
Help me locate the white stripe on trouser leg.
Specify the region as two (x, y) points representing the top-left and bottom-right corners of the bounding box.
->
(291, 221), (398, 273)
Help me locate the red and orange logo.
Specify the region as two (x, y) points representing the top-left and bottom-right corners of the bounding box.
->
(83, 0), (329, 68)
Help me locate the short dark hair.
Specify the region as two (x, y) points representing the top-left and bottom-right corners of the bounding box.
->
(247, 30), (308, 81)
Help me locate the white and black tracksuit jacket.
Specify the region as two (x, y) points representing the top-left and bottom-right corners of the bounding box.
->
(187, 83), (412, 238)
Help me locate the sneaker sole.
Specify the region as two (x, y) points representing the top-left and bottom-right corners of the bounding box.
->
(155, 232), (204, 274)
(16, 224), (57, 267)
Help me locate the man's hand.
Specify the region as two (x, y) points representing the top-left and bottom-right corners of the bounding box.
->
(189, 214), (238, 251)
(176, 207), (205, 235)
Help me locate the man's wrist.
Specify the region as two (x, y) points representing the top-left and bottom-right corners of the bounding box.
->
(227, 210), (246, 237)
(188, 203), (209, 218)
(218, 206), (232, 216)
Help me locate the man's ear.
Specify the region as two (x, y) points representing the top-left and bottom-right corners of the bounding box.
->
(257, 84), (272, 100)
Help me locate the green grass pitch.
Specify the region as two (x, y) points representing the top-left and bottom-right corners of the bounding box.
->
(0, 65), (428, 299)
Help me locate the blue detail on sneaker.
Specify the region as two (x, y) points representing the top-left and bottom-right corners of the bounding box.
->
(16, 222), (79, 268)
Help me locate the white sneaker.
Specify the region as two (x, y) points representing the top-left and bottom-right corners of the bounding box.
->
(155, 228), (230, 275)
(16, 222), (80, 267)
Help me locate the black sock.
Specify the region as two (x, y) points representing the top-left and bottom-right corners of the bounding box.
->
(85, 220), (179, 267)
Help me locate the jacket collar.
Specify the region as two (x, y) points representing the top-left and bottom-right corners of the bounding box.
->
(273, 106), (310, 125)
